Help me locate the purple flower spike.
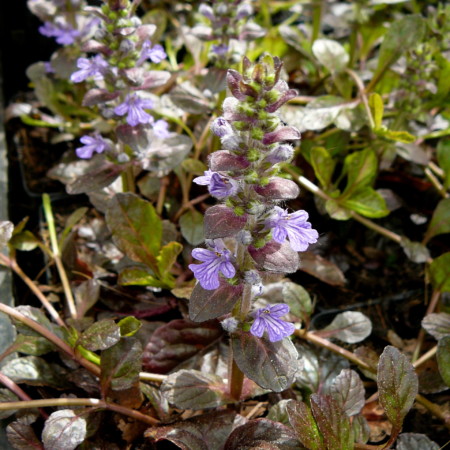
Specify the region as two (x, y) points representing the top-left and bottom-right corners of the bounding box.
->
(39, 22), (80, 45)
(114, 94), (154, 127)
(138, 40), (167, 65)
(75, 134), (108, 159)
(189, 240), (236, 290)
(209, 173), (239, 199)
(70, 55), (109, 83)
(250, 303), (295, 342)
(265, 206), (319, 252)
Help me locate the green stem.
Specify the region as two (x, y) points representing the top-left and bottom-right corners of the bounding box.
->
(42, 194), (77, 320)
(311, 0), (323, 44)
(346, 68), (375, 129)
(0, 398), (159, 426)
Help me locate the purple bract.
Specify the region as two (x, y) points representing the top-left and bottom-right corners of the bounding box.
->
(250, 303), (295, 342)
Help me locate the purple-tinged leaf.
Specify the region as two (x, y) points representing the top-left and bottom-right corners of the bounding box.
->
(1, 356), (69, 389)
(224, 419), (299, 450)
(100, 337), (142, 394)
(286, 400), (324, 450)
(262, 127), (301, 145)
(7, 420), (43, 450)
(133, 70), (170, 90)
(169, 83), (213, 114)
(116, 123), (151, 153)
(78, 319), (121, 351)
(146, 410), (242, 450)
(429, 252), (450, 292)
(41, 410), (87, 450)
(310, 394), (353, 450)
(14, 305), (57, 338)
(180, 209), (204, 246)
(354, 346), (378, 380)
(299, 252), (346, 286)
(351, 414), (370, 444)
(189, 281), (243, 322)
(231, 331), (299, 392)
(282, 281), (313, 321)
(322, 311), (372, 344)
(249, 241), (299, 273)
(209, 151), (250, 171)
(254, 177), (300, 200)
(82, 88), (119, 107)
(265, 89), (298, 113)
(161, 369), (229, 409)
(423, 198), (450, 243)
(226, 70), (247, 100)
(13, 334), (55, 356)
(330, 369), (365, 416)
(74, 279), (100, 319)
(396, 433), (440, 450)
(105, 193), (162, 271)
(377, 346), (418, 430)
(266, 399), (292, 425)
(422, 313), (450, 341)
(66, 160), (124, 195)
(204, 205), (248, 239)
(143, 319), (222, 373)
(0, 389), (19, 419)
(437, 336), (450, 387)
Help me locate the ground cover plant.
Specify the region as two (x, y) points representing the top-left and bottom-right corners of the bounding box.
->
(1, 0), (450, 448)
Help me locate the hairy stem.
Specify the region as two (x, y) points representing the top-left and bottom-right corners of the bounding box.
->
(0, 398), (159, 426)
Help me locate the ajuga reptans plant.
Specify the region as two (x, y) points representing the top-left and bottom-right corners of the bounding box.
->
(188, 54), (318, 394)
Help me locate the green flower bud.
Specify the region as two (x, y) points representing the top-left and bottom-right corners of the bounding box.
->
(257, 99), (267, 108)
(234, 206), (245, 216)
(259, 177), (270, 186)
(245, 170), (259, 183)
(253, 237), (267, 248)
(251, 127), (264, 140)
(265, 90), (279, 103)
(233, 121), (247, 131)
(247, 148), (260, 162)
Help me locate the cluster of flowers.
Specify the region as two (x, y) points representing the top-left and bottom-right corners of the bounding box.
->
(70, 0), (171, 160)
(189, 55), (318, 342)
(192, 0), (265, 66)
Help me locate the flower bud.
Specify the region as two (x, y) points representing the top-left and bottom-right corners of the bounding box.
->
(199, 4), (214, 20)
(221, 316), (239, 333)
(236, 2), (253, 20)
(211, 117), (233, 137)
(221, 133), (241, 150)
(236, 230), (252, 245)
(119, 39), (134, 54)
(265, 144), (294, 163)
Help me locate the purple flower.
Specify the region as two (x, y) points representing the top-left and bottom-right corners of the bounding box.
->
(153, 120), (170, 138)
(211, 117), (233, 137)
(193, 170), (215, 186)
(250, 303), (295, 342)
(189, 240), (236, 290)
(75, 134), (108, 159)
(137, 40), (166, 65)
(70, 55), (109, 83)
(39, 21), (80, 45)
(265, 206), (319, 252)
(212, 44), (229, 56)
(209, 172), (239, 199)
(114, 94), (154, 127)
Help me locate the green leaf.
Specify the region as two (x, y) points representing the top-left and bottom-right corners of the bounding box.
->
(9, 230), (40, 251)
(310, 147), (336, 188)
(100, 338), (142, 393)
(157, 241), (183, 277)
(59, 207), (88, 248)
(119, 266), (166, 288)
(369, 93), (383, 129)
(282, 282), (313, 321)
(424, 198), (450, 243)
(231, 331), (299, 392)
(181, 158), (208, 174)
(437, 139), (450, 189)
(118, 316), (142, 337)
(330, 369), (365, 416)
(323, 311), (372, 344)
(343, 149), (378, 194)
(13, 334), (55, 356)
(179, 209), (204, 246)
(351, 415), (370, 445)
(287, 400), (325, 450)
(42, 410), (87, 450)
(429, 252), (450, 292)
(437, 336), (450, 387)
(377, 346), (418, 430)
(374, 15), (426, 81)
(376, 128), (416, 143)
(106, 193), (162, 273)
(310, 394), (353, 450)
(78, 319), (121, 351)
(161, 369), (228, 409)
(312, 39), (349, 73)
(422, 313), (450, 341)
(342, 187), (389, 218)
